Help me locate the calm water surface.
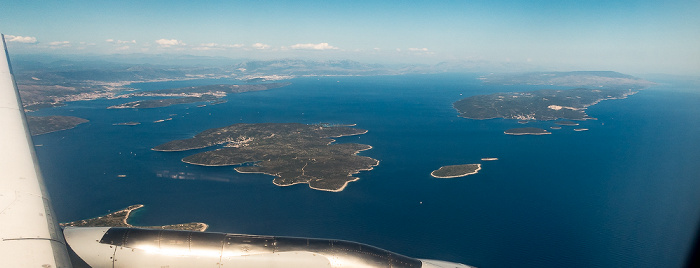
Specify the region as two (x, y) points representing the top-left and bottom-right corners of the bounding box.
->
(32, 74), (700, 268)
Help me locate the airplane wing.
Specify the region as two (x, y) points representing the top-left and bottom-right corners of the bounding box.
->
(0, 34), (73, 267)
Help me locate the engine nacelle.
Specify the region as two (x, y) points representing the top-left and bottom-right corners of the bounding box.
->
(64, 227), (473, 268)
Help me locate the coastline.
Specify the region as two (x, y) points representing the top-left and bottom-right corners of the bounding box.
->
(504, 132), (552, 135)
(60, 204), (209, 232)
(178, 129), (378, 192)
(431, 164), (482, 178)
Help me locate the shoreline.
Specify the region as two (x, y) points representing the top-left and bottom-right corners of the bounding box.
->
(431, 164), (482, 178)
(60, 204), (209, 232)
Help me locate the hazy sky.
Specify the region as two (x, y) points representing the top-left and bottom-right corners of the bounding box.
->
(2, 0), (699, 75)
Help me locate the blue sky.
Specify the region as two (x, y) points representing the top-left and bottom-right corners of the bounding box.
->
(2, 0), (699, 75)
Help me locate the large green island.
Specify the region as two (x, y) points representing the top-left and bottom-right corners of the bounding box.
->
(454, 71), (653, 121)
(453, 87), (638, 121)
(153, 123), (379, 192)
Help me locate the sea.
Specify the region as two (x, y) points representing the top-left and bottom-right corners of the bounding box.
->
(30, 73), (700, 268)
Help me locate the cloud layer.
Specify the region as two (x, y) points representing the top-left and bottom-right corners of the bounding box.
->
(156, 39), (185, 47)
(4, 35), (37, 44)
(289, 43), (338, 50)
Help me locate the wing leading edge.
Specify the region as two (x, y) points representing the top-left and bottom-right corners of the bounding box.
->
(0, 34), (73, 267)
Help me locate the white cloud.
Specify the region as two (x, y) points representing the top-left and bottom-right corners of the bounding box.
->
(193, 43), (244, 51)
(107, 39), (136, 44)
(252, 43), (271, 50)
(289, 42), (338, 50)
(5, 35), (38, 44)
(48, 41), (70, 47)
(155, 39), (185, 47)
(408, 47), (429, 52)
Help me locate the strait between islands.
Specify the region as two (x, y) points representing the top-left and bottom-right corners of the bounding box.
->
(153, 123), (379, 192)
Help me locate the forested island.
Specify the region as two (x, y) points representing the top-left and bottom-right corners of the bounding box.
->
(454, 71), (653, 121)
(153, 123), (378, 192)
(453, 88), (638, 121)
(27, 115), (89, 136)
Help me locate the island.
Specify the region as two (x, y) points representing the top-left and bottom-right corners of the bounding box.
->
(153, 123), (379, 192)
(555, 120), (580, 126)
(478, 71), (655, 88)
(60, 204), (208, 232)
(453, 87), (641, 121)
(574, 128), (589, 132)
(108, 83), (290, 109)
(27, 115), (89, 136)
(504, 127), (551, 135)
(113, 122), (141, 126)
(431, 164), (482, 178)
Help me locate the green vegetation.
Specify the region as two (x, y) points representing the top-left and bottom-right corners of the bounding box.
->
(153, 123), (378, 192)
(109, 83), (289, 109)
(454, 72), (653, 122)
(555, 120), (579, 126)
(431, 164), (481, 178)
(504, 127), (551, 135)
(60, 204), (208, 232)
(27, 115), (89, 136)
(453, 88), (638, 121)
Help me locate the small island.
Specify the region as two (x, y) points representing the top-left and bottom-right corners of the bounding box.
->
(431, 164), (482, 178)
(555, 120), (580, 126)
(574, 128), (589, 132)
(504, 127), (551, 135)
(113, 122), (141, 126)
(27, 115), (89, 136)
(153, 123), (379, 192)
(60, 204), (208, 232)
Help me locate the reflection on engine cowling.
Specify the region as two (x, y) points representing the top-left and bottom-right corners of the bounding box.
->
(65, 227), (473, 268)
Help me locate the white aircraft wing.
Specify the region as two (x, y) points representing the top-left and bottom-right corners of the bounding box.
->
(0, 34), (73, 267)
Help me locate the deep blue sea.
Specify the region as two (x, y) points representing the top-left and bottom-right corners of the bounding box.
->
(31, 73), (700, 268)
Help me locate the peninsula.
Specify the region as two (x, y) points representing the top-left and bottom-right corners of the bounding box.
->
(431, 164), (482, 178)
(108, 83), (290, 109)
(153, 123), (379, 192)
(60, 204), (208, 232)
(504, 127), (551, 135)
(27, 115), (89, 136)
